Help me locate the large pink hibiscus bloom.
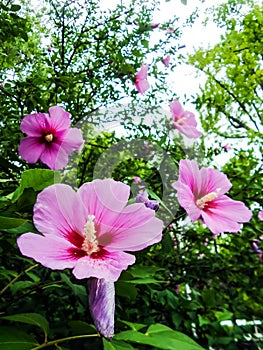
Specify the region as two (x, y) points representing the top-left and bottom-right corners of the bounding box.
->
(18, 106), (83, 170)
(172, 159), (252, 234)
(135, 63), (150, 95)
(17, 179), (163, 282)
(170, 99), (202, 139)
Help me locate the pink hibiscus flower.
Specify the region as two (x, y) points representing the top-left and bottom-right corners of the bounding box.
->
(18, 106), (83, 170)
(172, 159), (252, 234)
(17, 179), (163, 282)
(162, 54), (171, 67)
(258, 210), (263, 221)
(135, 64), (150, 95)
(170, 99), (202, 139)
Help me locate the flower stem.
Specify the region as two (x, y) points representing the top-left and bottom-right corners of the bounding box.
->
(31, 334), (100, 349)
(0, 264), (38, 297)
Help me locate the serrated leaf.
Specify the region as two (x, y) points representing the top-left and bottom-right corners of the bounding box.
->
(0, 325), (38, 350)
(1, 313), (49, 339)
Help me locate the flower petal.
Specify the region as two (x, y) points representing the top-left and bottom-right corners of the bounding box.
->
(136, 64), (148, 80)
(172, 180), (201, 222)
(17, 233), (77, 269)
(18, 137), (45, 163)
(49, 106), (71, 131)
(78, 179), (130, 220)
(72, 251), (135, 281)
(20, 113), (50, 136)
(34, 184), (87, 246)
(135, 80), (150, 94)
(175, 123), (202, 139)
(199, 167), (232, 196)
(40, 142), (69, 170)
(177, 159), (202, 195)
(170, 99), (184, 120)
(202, 195), (252, 234)
(101, 203), (163, 252)
(60, 128), (84, 153)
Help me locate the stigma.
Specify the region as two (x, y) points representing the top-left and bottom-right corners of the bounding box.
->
(82, 215), (100, 255)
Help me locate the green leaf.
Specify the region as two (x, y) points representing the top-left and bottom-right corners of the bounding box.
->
(119, 320), (146, 331)
(103, 338), (116, 350)
(128, 265), (164, 279)
(181, 0), (187, 4)
(103, 338), (135, 349)
(10, 4), (21, 11)
(1, 313), (49, 340)
(114, 323), (205, 350)
(115, 281), (137, 300)
(0, 216), (29, 230)
(125, 278), (161, 285)
(0, 326), (38, 350)
(11, 169), (61, 201)
(147, 189), (174, 217)
(68, 321), (97, 335)
(10, 281), (36, 294)
(214, 310), (233, 322)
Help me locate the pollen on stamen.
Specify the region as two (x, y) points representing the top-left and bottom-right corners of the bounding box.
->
(82, 215), (100, 255)
(176, 117), (187, 125)
(45, 133), (53, 142)
(196, 192), (218, 209)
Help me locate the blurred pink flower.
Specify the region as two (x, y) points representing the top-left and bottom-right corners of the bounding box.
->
(133, 176), (141, 184)
(18, 106), (83, 170)
(175, 284), (180, 294)
(151, 23), (160, 29)
(17, 179), (163, 282)
(162, 54), (171, 67)
(259, 210), (263, 221)
(172, 159), (252, 234)
(167, 28), (175, 33)
(135, 64), (150, 95)
(222, 144), (231, 151)
(170, 99), (202, 139)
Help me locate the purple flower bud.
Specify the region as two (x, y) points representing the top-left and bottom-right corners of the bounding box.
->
(251, 241), (261, 254)
(145, 199), (159, 211)
(135, 190), (148, 203)
(88, 278), (115, 340)
(136, 191), (159, 211)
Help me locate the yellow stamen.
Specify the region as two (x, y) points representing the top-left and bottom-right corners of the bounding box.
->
(176, 117), (187, 125)
(82, 215), (100, 255)
(45, 133), (53, 142)
(196, 192), (218, 209)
